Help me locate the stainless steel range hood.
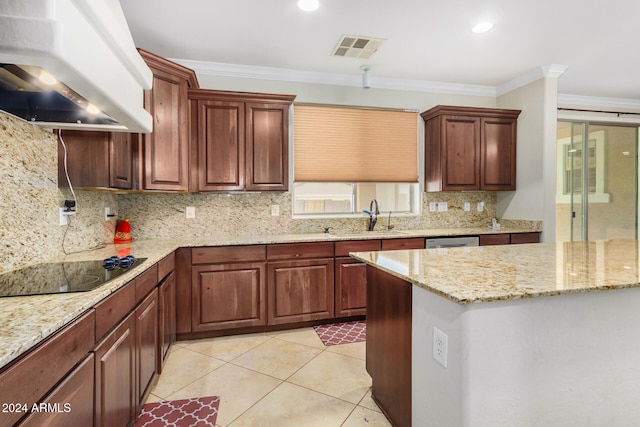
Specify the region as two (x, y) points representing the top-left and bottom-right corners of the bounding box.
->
(0, 0), (153, 133)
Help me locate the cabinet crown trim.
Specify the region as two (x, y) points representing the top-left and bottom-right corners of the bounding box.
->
(420, 105), (521, 122)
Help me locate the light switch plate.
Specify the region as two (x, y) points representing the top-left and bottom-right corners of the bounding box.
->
(186, 206), (196, 219)
(429, 202), (437, 212)
(271, 205), (280, 216)
(437, 202), (448, 212)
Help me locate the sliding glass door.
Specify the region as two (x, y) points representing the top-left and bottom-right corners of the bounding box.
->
(556, 121), (639, 242)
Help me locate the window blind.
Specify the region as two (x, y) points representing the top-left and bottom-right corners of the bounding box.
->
(293, 104), (418, 182)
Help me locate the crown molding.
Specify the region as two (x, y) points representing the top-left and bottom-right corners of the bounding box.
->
(171, 58), (496, 97)
(172, 58), (639, 109)
(558, 93), (640, 111)
(497, 64), (568, 96)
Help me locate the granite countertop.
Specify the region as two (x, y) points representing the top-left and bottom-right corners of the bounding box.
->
(351, 239), (640, 305)
(0, 225), (539, 370)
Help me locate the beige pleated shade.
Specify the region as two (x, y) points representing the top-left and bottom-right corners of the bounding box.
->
(293, 104), (418, 182)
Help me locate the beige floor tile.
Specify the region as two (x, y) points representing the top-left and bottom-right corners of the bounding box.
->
(342, 406), (393, 427)
(325, 340), (366, 360)
(288, 351), (371, 404)
(143, 392), (163, 404)
(231, 337), (322, 380)
(358, 388), (382, 413)
(228, 382), (355, 427)
(151, 347), (225, 398)
(182, 333), (271, 362)
(166, 363), (281, 427)
(271, 327), (326, 349)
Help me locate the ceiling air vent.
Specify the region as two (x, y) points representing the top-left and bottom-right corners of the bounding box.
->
(332, 35), (386, 59)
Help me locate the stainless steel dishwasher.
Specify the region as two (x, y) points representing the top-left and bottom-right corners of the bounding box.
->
(425, 236), (479, 248)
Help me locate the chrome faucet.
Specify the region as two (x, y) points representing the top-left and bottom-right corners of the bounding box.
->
(362, 199), (380, 231)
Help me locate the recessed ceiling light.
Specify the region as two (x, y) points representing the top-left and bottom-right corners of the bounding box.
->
(472, 22), (494, 34)
(297, 0), (319, 12)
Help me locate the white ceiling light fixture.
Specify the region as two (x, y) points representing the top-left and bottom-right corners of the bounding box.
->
(297, 0), (319, 12)
(472, 22), (494, 34)
(361, 65), (371, 89)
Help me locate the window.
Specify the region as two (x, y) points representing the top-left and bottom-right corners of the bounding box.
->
(293, 104), (420, 216)
(294, 182), (419, 215)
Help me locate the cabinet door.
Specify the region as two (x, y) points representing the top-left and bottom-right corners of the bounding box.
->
(335, 258), (367, 317)
(481, 117), (517, 190)
(57, 130), (110, 188)
(109, 131), (133, 189)
(158, 271), (176, 373)
(19, 354), (95, 427)
(442, 115), (481, 190)
(136, 289), (158, 406)
(245, 102), (289, 191)
(195, 100), (245, 191)
(192, 262), (266, 331)
(267, 258), (334, 325)
(142, 66), (189, 191)
(94, 312), (136, 427)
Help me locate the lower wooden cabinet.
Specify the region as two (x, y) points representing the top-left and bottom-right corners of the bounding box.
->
(158, 271), (176, 373)
(335, 258), (368, 317)
(267, 258), (334, 325)
(94, 311), (136, 427)
(480, 232), (540, 246)
(19, 354), (95, 427)
(191, 262), (267, 331)
(136, 289), (158, 407)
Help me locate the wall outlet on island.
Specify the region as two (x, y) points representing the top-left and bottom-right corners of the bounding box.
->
(433, 327), (448, 368)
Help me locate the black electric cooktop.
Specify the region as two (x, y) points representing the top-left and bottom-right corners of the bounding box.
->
(0, 257), (147, 297)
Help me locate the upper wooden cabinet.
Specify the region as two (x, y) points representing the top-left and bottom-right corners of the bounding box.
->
(421, 105), (521, 192)
(138, 49), (199, 191)
(188, 89), (295, 192)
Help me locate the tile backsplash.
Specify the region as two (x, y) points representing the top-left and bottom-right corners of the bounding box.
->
(118, 191), (499, 240)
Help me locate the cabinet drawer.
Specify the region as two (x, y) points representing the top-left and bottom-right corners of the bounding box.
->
(381, 238), (425, 250)
(267, 242), (334, 260)
(158, 252), (176, 280)
(95, 283), (136, 340)
(510, 232), (540, 244)
(135, 264), (158, 303)
(0, 310), (95, 427)
(479, 233), (511, 246)
(192, 245), (266, 264)
(335, 240), (381, 257)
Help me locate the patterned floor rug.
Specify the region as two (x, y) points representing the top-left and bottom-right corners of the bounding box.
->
(135, 396), (220, 427)
(314, 320), (366, 346)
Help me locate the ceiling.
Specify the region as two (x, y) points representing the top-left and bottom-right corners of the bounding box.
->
(119, 0), (640, 102)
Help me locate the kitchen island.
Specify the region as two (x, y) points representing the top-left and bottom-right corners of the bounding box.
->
(352, 239), (640, 427)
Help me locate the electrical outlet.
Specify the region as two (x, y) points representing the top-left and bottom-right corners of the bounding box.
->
(59, 208), (68, 226)
(429, 202), (436, 212)
(477, 201), (485, 212)
(433, 327), (448, 368)
(271, 204), (280, 216)
(185, 206), (196, 219)
(463, 202), (471, 212)
(437, 202), (448, 212)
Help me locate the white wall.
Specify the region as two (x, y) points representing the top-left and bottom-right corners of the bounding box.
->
(497, 77), (559, 242)
(412, 285), (640, 426)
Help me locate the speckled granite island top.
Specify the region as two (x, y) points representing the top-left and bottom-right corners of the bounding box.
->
(351, 239), (640, 304)
(0, 226), (538, 370)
